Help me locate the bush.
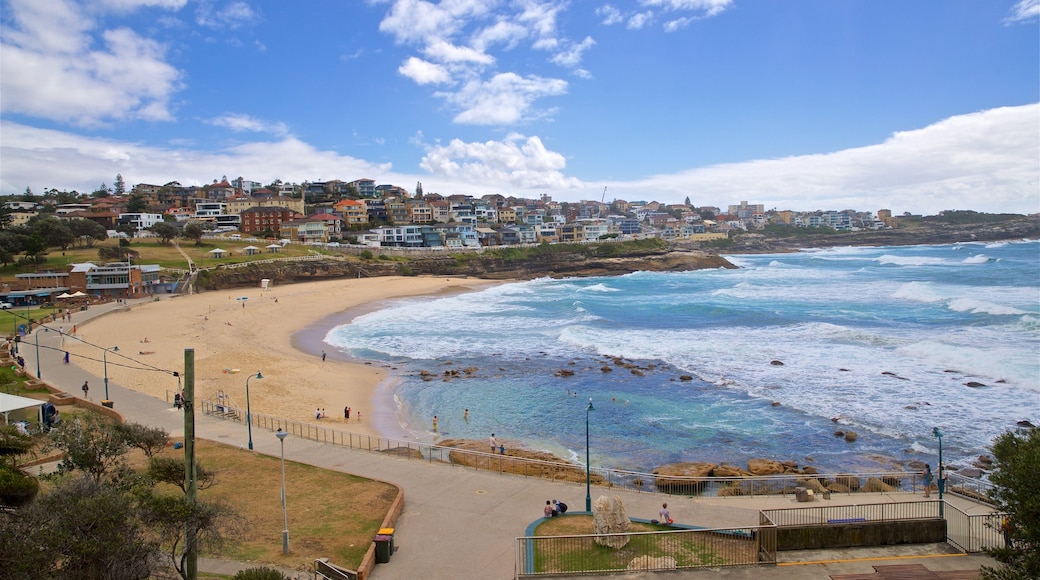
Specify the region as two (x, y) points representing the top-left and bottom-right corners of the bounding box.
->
(233, 566), (288, 580)
(359, 250), (373, 260)
(0, 466), (40, 507)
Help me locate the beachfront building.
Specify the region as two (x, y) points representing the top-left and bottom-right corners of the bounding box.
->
(66, 262), (162, 298)
(281, 218), (330, 244)
(116, 213), (164, 232)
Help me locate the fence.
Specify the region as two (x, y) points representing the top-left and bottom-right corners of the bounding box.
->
(761, 501), (941, 527)
(946, 471), (996, 505)
(514, 525), (775, 578)
(945, 504), (1006, 553)
(177, 393), (957, 501)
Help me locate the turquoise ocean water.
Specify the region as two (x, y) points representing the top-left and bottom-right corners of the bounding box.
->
(325, 240), (1039, 473)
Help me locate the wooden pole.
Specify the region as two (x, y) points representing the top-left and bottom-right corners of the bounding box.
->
(183, 348), (197, 580)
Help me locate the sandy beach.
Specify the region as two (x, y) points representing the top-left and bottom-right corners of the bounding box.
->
(63, 276), (498, 437)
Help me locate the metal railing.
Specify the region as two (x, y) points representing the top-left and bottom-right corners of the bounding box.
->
(178, 393), (989, 502)
(946, 472), (997, 505)
(515, 525), (775, 578)
(945, 503), (1006, 553)
(313, 558), (357, 580)
(761, 501), (941, 527)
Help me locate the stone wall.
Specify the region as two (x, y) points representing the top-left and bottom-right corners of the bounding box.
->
(776, 519), (947, 551)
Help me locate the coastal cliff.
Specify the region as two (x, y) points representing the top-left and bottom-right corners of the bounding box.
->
(195, 243), (735, 290)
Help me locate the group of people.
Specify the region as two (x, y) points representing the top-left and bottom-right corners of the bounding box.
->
(543, 499), (568, 518)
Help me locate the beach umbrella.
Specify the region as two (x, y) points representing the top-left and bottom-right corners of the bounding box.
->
(56, 293), (73, 299)
(70, 291), (86, 297)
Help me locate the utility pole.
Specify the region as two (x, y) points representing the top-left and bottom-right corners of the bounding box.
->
(183, 348), (197, 580)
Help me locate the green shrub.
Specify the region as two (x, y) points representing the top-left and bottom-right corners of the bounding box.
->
(232, 567), (288, 580)
(0, 466), (40, 507)
(359, 250), (373, 260)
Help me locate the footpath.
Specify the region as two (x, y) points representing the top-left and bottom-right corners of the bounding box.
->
(25, 297), (999, 579)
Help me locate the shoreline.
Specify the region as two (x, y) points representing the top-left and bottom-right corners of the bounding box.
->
(66, 276), (503, 440)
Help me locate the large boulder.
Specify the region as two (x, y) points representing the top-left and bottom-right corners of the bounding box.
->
(593, 495), (631, 549)
(861, 477), (896, 493)
(652, 462), (717, 494)
(711, 464), (751, 477)
(747, 458), (785, 476)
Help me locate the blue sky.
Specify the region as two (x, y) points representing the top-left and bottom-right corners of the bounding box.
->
(1, 0), (1038, 214)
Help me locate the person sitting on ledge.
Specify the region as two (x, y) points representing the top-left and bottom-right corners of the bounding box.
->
(544, 500), (557, 518)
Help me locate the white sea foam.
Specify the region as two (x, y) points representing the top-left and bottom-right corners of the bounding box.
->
(876, 255), (950, 266)
(961, 254), (991, 264)
(947, 298), (1027, 316)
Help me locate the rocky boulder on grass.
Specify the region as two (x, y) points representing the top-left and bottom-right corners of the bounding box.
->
(593, 495), (631, 549)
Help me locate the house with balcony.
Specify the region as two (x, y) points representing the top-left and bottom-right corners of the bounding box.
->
(310, 213), (343, 239)
(281, 219), (329, 244)
(117, 213), (163, 232)
(240, 206), (299, 236)
(334, 199), (369, 226)
(349, 178), (377, 198)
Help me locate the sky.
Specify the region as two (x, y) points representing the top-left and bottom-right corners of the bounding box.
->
(1, 0), (1038, 215)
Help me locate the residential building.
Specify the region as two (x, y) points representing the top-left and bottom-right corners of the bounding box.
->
(240, 206), (298, 236)
(310, 213), (343, 239)
(67, 262), (162, 298)
(349, 178), (377, 198)
(116, 213), (163, 231)
(334, 199), (369, 226)
(281, 219), (330, 244)
(406, 199), (432, 224)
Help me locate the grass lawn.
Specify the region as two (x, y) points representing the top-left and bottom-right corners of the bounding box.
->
(0, 305), (63, 336)
(0, 238), (336, 276)
(532, 516), (756, 574)
(153, 439), (397, 571)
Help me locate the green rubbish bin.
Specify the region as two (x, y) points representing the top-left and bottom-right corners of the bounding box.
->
(374, 535), (392, 563)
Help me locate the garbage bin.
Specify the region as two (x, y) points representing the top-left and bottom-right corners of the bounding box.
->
(101, 400), (114, 409)
(374, 535), (392, 563)
(379, 527), (395, 554)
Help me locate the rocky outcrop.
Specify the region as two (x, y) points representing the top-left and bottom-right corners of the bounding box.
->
(651, 462), (717, 494)
(747, 458), (785, 476)
(195, 248), (736, 290)
(437, 438), (604, 485)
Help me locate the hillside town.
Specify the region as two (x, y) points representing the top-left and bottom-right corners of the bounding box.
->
(5, 175), (901, 249)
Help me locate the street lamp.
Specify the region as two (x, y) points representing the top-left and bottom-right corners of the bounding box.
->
(34, 327), (46, 379)
(245, 371), (263, 450)
(585, 398), (595, 512)
(276, 428), (289, 554)
(103, 346), (119, 401)
(932, 427), (944, 516)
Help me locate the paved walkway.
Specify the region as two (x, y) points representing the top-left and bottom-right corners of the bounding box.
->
(24, 297), (1000, 579)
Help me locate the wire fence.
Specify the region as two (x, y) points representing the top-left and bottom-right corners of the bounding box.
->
(945, 504), (1006, 553)
(515, 525), (775, 577)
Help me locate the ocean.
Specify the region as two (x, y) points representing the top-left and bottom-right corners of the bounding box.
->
(324, 240), (1039, 474)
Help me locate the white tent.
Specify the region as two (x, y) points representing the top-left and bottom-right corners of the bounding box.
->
(69, 291), (86, 297)
(56, 292), (73, 299)
(241, 245), (260, 255)
(208, 248), (228, 258)
(266, 244), (282, 253)
(0, 392), (45, 425)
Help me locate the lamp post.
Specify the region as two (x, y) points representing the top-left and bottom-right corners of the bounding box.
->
(245, 371), (263, 450)
(34, 327), (45, 379)
(102, 346), (119, 401)
(932, 427), (944, 517)
(276, 428), (289, 554)
(585, 398), (595, 513)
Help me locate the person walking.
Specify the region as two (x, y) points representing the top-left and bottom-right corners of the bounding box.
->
(432, 415), (438, 432)
(922, 464), (934, 498)
(81, 381), (89, 399)
(489, 433), (497, 453)
(63, 351), (69, 364)
(344, 405), (349, 420)
(322, 350), (326, 361)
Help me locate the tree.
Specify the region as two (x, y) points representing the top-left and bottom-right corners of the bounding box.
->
(49, 414), (130, 482)
(21, 234), (48, 265)
(21, 187), (36, 202)
(147, 456), (214, 492)
(684, 196), (692, 206)
(68, 219), (107, 248)
(116, 223), (137, 241)
(137, 492), (241, 580)
(0, 205), (13, 231)
(181, 222), (205, 245)
(0, 425), (39, 507)
(150, 222), (179, 245)
(114, 174), (126, 195)
(982, 427), (1040, 579)
(125, 194), (148, 213)
(30, 216), (75, 250)
(0, 475), (159, 579)
(117, 422), (169, 458)
(54, 190), (79, 205)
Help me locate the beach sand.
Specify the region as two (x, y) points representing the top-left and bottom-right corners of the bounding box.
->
(64, 276), (498, 437)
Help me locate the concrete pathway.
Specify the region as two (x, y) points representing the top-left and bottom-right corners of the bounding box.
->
(24, 297), (1000, 579)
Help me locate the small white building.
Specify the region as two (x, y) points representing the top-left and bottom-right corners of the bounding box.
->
(117, 213), (164, 232)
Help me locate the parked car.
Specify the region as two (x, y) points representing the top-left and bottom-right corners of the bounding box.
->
(0, 302), (12, 309)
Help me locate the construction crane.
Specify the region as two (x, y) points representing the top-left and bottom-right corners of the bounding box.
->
(599, 187), (607, 218)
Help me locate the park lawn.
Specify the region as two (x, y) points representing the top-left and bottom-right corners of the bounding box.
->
(532, 516), (752, 574)
(0, 305), (63, 336)
(151, 438), (397, 571)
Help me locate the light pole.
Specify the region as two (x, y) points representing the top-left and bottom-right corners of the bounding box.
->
(245, 371), (263, 450)
(932, 427), (944, 517)
(102, 346), (119, 401)
(276, 428), (289, 554)
(585, 398), (595, 512)
(34, 327), (45, 379)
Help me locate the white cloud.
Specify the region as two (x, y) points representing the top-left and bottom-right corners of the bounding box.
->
(0, 120), (390, 194)
(99, 0), (187, 10)
(616, 104), (1040, 215)
(1005, 0), (1040, 24)
(551, 36), (596, 68)
(195, 1), (260, 29)
(0, 0), (182, 125)
(664, 16), (694, 32)
(440, 72), (568, 125)
(596, 5), (624, 25)
(420, 132), (583, 189)
(627, 12), (653, 30)
(640, 0), (732, 17)
(398, 56), (452, 84)
(208, 113), (288, 136)
(379, 0), (574, 126)
(423, 39), (494, 65)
